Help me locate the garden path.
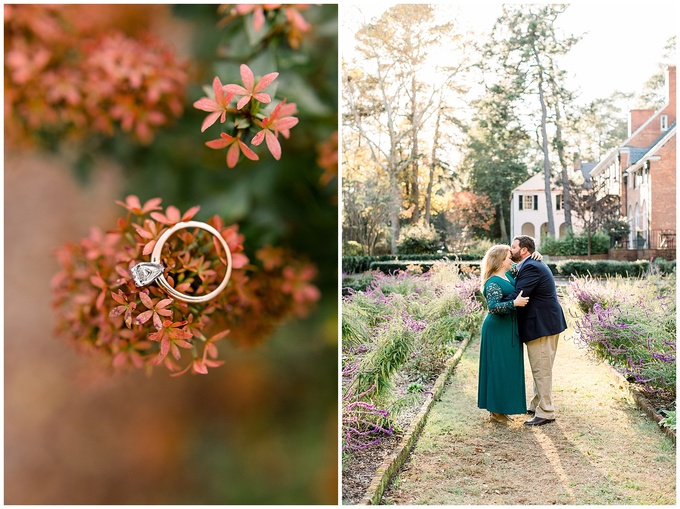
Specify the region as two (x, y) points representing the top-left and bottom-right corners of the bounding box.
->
(382, 330), (676, 505)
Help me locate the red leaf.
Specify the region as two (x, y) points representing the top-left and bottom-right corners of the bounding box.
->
(156, 298), (173, 310)
(139, 291), (154, 309)
(111, 290), (127, 305)
(193, 360), (208, 374)
(135, 310), (153, 325)
(142, 240), (156, 256)
(182, 205), (201, 221)
(109, 305), (125, 318)
(173, 339), (193, 349)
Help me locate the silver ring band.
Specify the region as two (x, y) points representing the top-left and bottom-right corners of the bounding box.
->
(132, 220), (232, 303)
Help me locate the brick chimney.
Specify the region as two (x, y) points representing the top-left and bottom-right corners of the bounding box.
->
(629, 109), (655, 136)
(664, 65), (676, 123)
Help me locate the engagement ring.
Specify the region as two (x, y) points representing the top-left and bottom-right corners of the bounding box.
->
(130, 220), (232, 303)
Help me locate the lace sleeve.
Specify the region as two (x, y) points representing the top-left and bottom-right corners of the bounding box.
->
(485, 281), (515, 315)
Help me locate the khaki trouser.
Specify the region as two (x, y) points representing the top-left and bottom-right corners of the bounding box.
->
(526, 333), (560, 419)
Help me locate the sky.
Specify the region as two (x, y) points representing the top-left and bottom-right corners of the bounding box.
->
(340, 1), (678, 106)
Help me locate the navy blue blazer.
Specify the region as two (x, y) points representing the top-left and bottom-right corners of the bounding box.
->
(503, 257), (567, 343)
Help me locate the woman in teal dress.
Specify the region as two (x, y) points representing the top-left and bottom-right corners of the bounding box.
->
(477, 244), (529, 422)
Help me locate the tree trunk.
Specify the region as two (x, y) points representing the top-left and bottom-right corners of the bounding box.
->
(553, 103), (573, 230)
(389, 171), (400, 254)
(535, 63), (555, 238)
(410, 75), (420, 224)
(425, 106), (441, 224)
(498, 204), (508, 243)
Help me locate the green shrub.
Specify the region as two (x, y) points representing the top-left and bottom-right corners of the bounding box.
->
(464, 238), (495, 259)
(558, 260), (649, 277)
(343, 240), (365, 256)
(541, 230), (610, 255)
(397, 223), (440, 254)
(651, 258), (676, 276)
(353, 314), (416, 399)
(342, 256), (373, 274)
(660, 410), (677, 430)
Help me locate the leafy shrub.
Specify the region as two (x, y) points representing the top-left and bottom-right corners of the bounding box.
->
(343, 240), (365, 256)
(651, 258), (676, 276)
(397, 223), (440, 254)
(602, 217), (631, 245)
(342, 255), (373, 274)
(541, 230), (610, 255)
(464, 238), (495, 259)
(558, 260), (650, 277)
(659, 409), (677, 430)
(406, 295), (469, 380)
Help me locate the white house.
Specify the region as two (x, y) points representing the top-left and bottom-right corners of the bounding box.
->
(509, 172), (586, 247)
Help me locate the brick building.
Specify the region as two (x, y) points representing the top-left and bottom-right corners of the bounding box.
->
(589, 65), (676, 259)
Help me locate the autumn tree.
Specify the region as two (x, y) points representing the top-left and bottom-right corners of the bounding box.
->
(342, 134), (391, 254)
(442, 191), (495, 251)
(342, 4), (469, 253)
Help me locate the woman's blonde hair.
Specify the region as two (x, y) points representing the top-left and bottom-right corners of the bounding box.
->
(480, 244), (511, 291)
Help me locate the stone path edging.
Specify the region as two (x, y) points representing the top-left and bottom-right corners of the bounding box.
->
(603, 360), (676, 443)
(358, 331), (475, 505)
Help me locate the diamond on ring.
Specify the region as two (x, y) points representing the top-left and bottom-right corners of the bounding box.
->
(130, 262), (165, 287)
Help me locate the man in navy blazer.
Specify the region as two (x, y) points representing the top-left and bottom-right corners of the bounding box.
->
(504, 235), (567, 426)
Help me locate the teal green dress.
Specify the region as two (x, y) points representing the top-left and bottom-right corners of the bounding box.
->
(477, 272), (526, 415)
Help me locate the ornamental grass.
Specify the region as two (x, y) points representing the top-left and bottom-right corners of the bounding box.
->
(342, 262), (484, 452)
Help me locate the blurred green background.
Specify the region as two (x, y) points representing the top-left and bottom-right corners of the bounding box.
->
(4, 4), (338, 504)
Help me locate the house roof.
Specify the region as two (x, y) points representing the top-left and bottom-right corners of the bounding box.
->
(579, 162), (597, 182)
(512, 172), (562, 193)
(624, 122), (677, 175)
(628, 147), (649, 164)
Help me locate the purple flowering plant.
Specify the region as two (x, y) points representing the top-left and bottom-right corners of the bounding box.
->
(566, 276), (676, 399)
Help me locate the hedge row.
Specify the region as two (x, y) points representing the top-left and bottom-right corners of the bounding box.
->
(342, 256), (676, 278)
(342, 254), (478, 274)
(558, 259), (676, 277)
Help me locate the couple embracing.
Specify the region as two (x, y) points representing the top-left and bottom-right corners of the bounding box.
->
(477, 235), (567, 426)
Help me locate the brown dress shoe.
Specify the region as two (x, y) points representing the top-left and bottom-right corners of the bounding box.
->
(524, 416), (555, 426)
(489, 412), (511, 423)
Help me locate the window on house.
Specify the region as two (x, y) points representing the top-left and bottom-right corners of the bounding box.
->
(518, 195), (538, 210)
(556, 194), (563, 210)
(634, 170), (642, 189)
(661, 115), (668, 131)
